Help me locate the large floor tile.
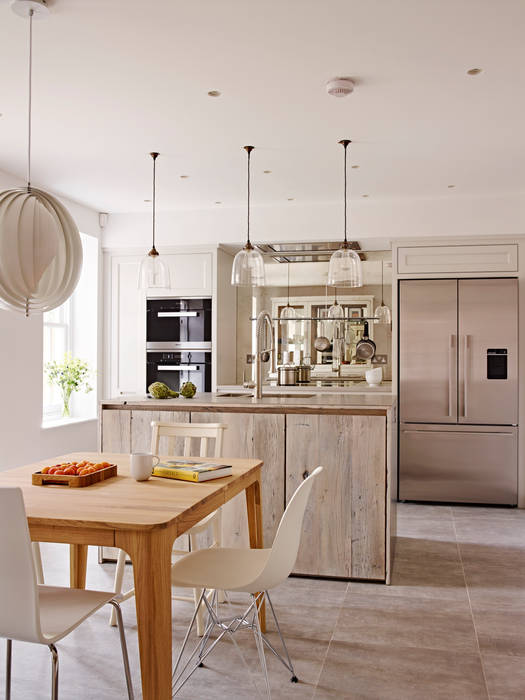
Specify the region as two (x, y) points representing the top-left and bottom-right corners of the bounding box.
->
(397, 503), (453, 520)
(454, 517), (525, 549)
(452, 505), (525, 521)
(315, 641), (488, 700)
(471, 607), (525, 657)
(481, 652), (525, 699)
(396, 516), (457, 542)
(338, 591), (477, 653)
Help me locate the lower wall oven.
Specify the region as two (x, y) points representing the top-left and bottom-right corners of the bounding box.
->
(146, 350), (211, 393)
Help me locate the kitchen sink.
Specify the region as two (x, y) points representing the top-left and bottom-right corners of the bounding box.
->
(217, 392), (316, 399)
(263, 393), (315, 398)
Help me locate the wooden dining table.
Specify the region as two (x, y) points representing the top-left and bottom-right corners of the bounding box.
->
(0, 452), (264, 700)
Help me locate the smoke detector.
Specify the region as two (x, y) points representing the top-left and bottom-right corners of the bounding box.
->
(326, 77), (355, 98)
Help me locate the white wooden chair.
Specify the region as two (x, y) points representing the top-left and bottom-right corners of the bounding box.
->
(0, 487), (134, 700)
(109, 421), (228, 635)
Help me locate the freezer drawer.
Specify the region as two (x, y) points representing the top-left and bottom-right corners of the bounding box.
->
(399, 424), (517, 505)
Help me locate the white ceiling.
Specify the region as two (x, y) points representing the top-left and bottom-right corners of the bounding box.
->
(0, 0), (524, 214)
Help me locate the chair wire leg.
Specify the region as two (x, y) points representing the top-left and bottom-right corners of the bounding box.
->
(173, 588), (207, 685)
(5, 639), (12, 700)
(108, 601), (134, 700)
(48, 644), (59, 700)
(265, 591), (297, 682)
(109, 549), (127, 626)
(252, 594), (271, 700)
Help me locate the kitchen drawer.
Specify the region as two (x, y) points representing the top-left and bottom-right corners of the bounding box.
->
(399, 424), (518, 504)
(397, 244), (518, 274)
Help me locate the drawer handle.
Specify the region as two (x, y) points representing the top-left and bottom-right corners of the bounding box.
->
(302, 470), (309, 480)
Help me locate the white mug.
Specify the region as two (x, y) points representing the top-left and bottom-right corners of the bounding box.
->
(130, 453), (160, 481)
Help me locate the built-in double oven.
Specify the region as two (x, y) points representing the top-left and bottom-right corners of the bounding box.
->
(146, 298), (212, 393)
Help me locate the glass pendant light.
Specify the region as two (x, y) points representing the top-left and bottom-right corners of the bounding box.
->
(327, 139), (363, 287)
(138, 152), (170, 289)
(280, 263), (296, 322)
(374, 259), (392, 324)
(328, 286), (344, 341)
(231, 146), (265, 286)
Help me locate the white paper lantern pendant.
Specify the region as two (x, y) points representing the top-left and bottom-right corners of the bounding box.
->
(0, 0), (82, 316)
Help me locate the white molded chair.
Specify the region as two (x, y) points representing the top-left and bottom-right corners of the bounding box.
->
(110, 421), (228, 635)
(171, 466), (323, 698)
(0, 488), (134, 700)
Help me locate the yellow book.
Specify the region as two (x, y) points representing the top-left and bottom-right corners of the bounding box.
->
(152, 461), (232, 482)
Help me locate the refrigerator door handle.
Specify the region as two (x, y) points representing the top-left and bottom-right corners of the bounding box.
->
(448, 334), (455, 418)
(462, 335), (469, 417)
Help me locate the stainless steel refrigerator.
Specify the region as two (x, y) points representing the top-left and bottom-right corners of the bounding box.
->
(399, 278), (518, 505)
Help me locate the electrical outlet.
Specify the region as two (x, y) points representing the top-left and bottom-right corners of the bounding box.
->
(246, 354), (255, 364)
(372, 354), (388, 365)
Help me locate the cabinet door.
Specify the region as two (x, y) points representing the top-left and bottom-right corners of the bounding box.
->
(458, 278), (518, 425)
(399, 279), (458, 423)
(190, 412), (285, 548)
(110, 255), (146, 396)
(166, 253), (213, 297)
(100, 409), (132, 452)
(286, 414), (386, 579)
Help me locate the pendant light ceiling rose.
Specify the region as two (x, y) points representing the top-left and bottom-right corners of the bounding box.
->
(11, 0), (49, 19)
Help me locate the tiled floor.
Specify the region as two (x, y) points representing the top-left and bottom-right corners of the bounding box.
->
(2, 503), (525, 699)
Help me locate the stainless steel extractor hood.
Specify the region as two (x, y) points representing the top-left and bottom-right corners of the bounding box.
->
(253, 241), (365, 263)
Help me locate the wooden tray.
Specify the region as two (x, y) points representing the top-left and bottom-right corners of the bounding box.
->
(32, 464), (117, 488)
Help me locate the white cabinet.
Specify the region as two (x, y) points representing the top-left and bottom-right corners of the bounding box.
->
(397, 244), (518, 274)
(166, 252), (213, 296)
(109, 255), (146, 397)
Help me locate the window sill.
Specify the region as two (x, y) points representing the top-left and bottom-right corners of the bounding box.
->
(41, 416), (97, 430)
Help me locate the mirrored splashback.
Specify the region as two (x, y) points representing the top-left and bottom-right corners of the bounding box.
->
(235, 249), (392, 384)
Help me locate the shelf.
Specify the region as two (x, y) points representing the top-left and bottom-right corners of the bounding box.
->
(250, 317), (380, 322)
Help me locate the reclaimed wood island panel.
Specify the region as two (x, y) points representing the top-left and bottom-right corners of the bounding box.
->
(100, 393), (396, 583)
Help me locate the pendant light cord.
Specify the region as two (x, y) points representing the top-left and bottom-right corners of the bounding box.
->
(381, 260), (384, 305)
(150, 152), (159, 251)
(339, 139), (351, 245)
(247, 148), (251, 245)
(27, 8), (34, 190)
(244, 146), (254, 247)
(287, 262), (290, 306)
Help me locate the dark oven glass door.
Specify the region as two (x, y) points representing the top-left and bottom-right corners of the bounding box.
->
(147, 352), (211, 393)
(147, 298), (212, 344)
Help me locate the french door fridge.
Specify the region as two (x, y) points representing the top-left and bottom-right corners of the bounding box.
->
(399, 278), (518, 505)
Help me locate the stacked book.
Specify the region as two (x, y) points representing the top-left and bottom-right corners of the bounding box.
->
(152, 459), (232, 482)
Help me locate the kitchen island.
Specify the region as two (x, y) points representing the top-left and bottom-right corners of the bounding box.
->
(100, 392), (396, 583)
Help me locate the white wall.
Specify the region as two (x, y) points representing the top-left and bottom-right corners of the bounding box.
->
(103, 192), (525, 248)
(0, 168), (102, 470)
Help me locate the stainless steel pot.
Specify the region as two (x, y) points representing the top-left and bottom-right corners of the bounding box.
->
(296, 364), (312, 383)
(355, 321), (376, 360)
(277, 365), (298, 386)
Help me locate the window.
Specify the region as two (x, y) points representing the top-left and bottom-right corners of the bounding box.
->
(42, 232), (99, 424)
(43, 300), (72, 419)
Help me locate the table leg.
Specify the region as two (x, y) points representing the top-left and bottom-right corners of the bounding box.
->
(69, 544), (88, 588)
(245, 470), (266, 632)
(116, 528), (174, 700)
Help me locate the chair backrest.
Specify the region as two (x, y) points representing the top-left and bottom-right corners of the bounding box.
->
(150, 421), (228, 459)
(251, 467), (323, 591)
(0, 488), (42, 643)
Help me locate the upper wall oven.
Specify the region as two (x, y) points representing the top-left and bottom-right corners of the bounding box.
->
(146, 298), (212, 350)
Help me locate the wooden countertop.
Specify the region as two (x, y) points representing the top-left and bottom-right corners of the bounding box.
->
(100, 392), (395, 416)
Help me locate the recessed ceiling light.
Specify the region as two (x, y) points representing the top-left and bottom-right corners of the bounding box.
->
(467, 68), (482, 76)
(287, 198), (295, 201)
(362, 194), (369, 198)
(263, 170), (272, 174)
(215, 201), (222, 205)
(448, 184), (455, 188)
(180, 175), (189, 179)
(351, 165), (359, 169)
(144, 199), (151, 202)
(208, 90), (221, 97)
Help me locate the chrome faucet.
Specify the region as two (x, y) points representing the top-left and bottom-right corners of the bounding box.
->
(255, 310), (274, 399)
